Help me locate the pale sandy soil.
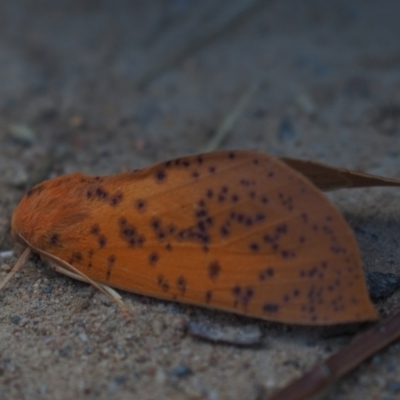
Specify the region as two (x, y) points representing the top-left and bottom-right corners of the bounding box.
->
(0, 1), (400, 399)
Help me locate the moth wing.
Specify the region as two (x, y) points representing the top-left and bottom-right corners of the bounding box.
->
(17, 150), (377, 325)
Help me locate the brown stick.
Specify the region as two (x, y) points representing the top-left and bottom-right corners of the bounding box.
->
(268, 309), (400, 400)
(281, 157), (400, 191)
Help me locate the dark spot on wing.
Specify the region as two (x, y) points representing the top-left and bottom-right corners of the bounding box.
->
(119, 218), (145, 248)
(208, 261), (221, 280)
(157, 274), (169, 292)
(205, 290), (213, 303)
(95, 186), (108, 200)
(176, 276), (186, 295)
(107, 254), (116, 279)
(155, 169), (167, 183)
(135, 198), (147, 212)
(259, 267), (275, 281)
(49, 234), (60, 246)
(249, 242), (259, 252)
(231, 285), (255, 311)
(90, 224), (100, 235)
(109, 191), (123, 206)
(148, 251), (159, 266)
(255, 213), (265, 222)
(98, 235), (107, 248)
(72, 251), (82, 262)
(231, 194), (239, 203)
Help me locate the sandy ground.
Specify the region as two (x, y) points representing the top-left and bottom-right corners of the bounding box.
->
(1, 1), (400, 399)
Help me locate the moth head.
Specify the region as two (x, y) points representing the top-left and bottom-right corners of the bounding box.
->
(11, 173), (89, 250)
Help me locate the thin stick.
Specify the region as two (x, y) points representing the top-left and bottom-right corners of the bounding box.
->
(203, 82), (257, 152)
(268, 309), (400, 400)
(134, 0), (265, 89)
(0, 247), (31, 290)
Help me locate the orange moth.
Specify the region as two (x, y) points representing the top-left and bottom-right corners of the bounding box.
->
(5, 150), (400, 325)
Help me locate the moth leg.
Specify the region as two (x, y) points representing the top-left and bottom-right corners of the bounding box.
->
(0, 247), (31, 291)
(14, 235), (131, 318)
(50, 263), (129, 318)
(52, 264), (122, 300)
(51, 264), (87, 283)
(102, 285), (123, 302)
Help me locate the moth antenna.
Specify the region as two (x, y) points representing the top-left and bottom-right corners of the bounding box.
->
(0, 247), (31, 291)
(17, 234), (130, 317)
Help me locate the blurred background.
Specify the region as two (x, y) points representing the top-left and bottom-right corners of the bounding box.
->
(1, 1), (400, 399)
(1, 0), (400, 177)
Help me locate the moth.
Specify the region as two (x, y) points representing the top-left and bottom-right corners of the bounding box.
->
(5, 150), (400, 324)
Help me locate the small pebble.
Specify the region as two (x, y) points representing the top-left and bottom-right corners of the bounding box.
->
(188, 321), (262, 347)
(0, 251), (14, 259)
(7, 123), (36, 145)
(169, 365), (193, 378)
(6, 165), (29, 187)
(113, 376), (127, 385)
(366, 271), (400, 301)
(79, 333), (88, 342)
(10, 315), (21, 325)
(277, 115), (295, 142)
(39, 385), (48, 395)
(42, 285), (53, 294)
